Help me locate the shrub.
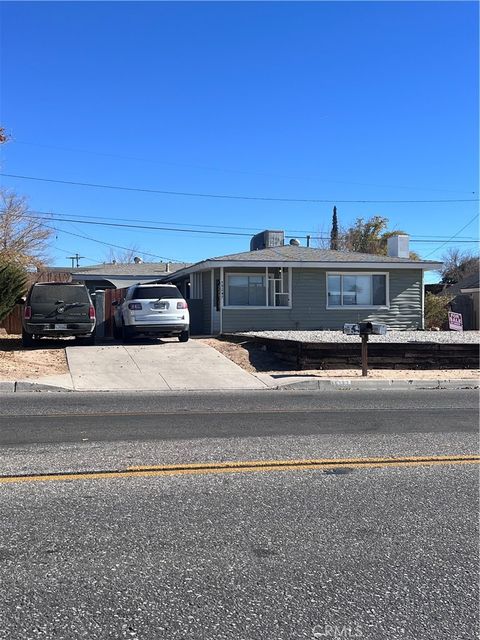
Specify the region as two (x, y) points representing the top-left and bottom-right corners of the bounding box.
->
(0, 261), (28, 323)
(424, 291), (452, 330)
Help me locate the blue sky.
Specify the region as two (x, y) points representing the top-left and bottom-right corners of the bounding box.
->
(0, 1), (478, 281)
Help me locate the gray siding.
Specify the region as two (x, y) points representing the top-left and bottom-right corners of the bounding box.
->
(222, 268), (423, 332)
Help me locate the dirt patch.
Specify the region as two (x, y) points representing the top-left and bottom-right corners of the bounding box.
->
(201, 338), (291, 373)
(201, 338), (480, 380)
(0, 331), (68, 381)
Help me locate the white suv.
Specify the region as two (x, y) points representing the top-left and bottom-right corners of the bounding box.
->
(112, 284), (190, 342)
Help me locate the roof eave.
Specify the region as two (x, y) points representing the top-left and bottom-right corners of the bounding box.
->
(164, 259), (442, 278)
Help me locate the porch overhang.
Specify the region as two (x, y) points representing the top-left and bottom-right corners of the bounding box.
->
(164, 259), (442, 281)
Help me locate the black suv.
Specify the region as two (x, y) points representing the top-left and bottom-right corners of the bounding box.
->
(22, 283), (96, 347)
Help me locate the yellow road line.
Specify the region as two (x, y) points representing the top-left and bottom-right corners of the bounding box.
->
(0, 455), (478, 485)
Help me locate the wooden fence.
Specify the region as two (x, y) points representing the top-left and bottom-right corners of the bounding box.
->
(103, 288), (126, 337)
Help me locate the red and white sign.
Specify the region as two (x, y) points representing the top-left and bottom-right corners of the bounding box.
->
(448, 311), (463, 332)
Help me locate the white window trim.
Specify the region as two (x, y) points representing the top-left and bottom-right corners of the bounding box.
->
(225, 268), (292, 309)
(325, 271), (390, 310)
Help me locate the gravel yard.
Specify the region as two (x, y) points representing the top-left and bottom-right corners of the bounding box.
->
(234, 330), (480, 344)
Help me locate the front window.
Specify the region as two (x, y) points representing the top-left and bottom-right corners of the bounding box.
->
(228, 275), (266, 306)
(327, 274), (387, 307)
(226, 268), (291, 307)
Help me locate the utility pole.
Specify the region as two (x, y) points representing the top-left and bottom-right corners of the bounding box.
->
(67, 253), (84, 268)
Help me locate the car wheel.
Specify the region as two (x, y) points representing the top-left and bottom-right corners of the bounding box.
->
(75, 334), (96, 346)
(21, 330), (34, 348)
(122, 323), (133, 343)
(178, 330), (189, 343)
(112, 322), (121, 340)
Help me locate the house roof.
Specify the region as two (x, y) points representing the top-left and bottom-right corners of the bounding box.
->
(446, 271), (480, 296)
(164, 245), (442, 280)
(72, 261), (190, 289)
(209, 245), (427, 263)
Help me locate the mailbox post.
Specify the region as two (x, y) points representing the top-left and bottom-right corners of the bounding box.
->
(361, 333), (369, 377)
(343, 322), (388, 377)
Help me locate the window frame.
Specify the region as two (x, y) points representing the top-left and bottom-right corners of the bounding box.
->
(225, 268), (292, 309)
(325, 271), (390, 310)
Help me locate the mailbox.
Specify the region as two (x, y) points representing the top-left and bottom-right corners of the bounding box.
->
(343, 322), (387, 377)
(359, 322), (388, 336)
(359, 322), (374, 335)
(370, 323), (387, 336)
(343, 323), (360, 335)
(343, 322), (387, 336)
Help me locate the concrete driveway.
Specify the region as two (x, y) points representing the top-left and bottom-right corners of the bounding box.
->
(66, 339), (267, 391)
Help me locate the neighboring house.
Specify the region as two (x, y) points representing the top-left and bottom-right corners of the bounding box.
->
(71, 260), (190, 292)
(163, 230), (442, 334)
(443, 272), (480, 330)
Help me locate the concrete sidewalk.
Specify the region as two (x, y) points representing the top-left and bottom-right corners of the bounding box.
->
(66, 340), (267, 391)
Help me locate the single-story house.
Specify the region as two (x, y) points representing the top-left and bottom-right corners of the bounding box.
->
(163, 231), (442, 334)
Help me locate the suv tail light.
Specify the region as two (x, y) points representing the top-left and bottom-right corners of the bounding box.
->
(24, 306), (32, 320)
(177, 301), (188, 309)
(128, 302), (142, 310)
(89, 305), (96, 320)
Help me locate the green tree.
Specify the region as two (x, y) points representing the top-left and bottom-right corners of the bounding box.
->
(330, 206), (339, 250)
(0, 260), (27, 323)
(341, 215), (420, 259)
(342, 216), (388, 254)
(424, 291), (452, 329)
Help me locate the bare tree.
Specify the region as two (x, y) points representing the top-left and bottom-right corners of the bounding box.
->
(0, 190), (52, 269)
(313, 222), (331, 249)
(105, 246), (144, 264)
(440, 248), (479, 284)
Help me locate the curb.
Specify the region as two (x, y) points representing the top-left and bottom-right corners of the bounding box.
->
(275, 378), (479, 391)
(14, 381), (74, 393)
(0, 381), (74, 393)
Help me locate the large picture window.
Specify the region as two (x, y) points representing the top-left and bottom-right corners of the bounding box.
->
(327, 273), (387, 307)
(227, 275), (266, 306)
(226, 268), (291, 307)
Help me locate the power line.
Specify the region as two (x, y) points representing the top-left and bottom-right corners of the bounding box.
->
(53, 245), (102, 264)
(44, 223), (184, 263)
(423, 214), (480, 258)
(28, 209), (480, 239)
(1, 172), (478, 204)
(14, 140), (475, 195)
(22, 213), (255, 237)
(4, 210), (479, 245)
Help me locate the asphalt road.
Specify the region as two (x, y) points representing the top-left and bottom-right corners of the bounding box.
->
(0, 390), (478, 639)
(0, 389), (478, 447)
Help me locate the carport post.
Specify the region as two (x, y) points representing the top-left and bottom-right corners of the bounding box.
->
(94, 289), (105, 339)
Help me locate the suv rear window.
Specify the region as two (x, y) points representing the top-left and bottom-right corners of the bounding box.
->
(133, 286), (183, 300)
(30, 285), (90, 304)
